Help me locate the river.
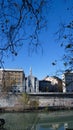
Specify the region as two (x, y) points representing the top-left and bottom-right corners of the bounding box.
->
(0, 110), (73, 130)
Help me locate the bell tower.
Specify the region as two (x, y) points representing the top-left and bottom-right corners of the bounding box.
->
(30, 67), (32, 76)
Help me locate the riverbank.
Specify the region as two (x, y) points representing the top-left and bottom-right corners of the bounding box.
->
(0, 105), (73, 113)
(0, 92), (73, 112)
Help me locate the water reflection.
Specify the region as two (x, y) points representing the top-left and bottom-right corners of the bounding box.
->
(0, 110), (73, 130)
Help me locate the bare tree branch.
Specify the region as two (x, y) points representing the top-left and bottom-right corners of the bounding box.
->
(0, 0), (51, 67)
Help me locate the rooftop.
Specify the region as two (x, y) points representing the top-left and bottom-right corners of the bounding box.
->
(0, 68), (24, 72)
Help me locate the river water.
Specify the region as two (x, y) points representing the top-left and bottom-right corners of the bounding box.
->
(0, 110), (73, 130)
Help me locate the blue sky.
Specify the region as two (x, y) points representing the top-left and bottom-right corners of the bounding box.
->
(4, 0), (73, 79)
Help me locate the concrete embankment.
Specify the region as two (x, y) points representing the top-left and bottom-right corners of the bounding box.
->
(29, 93), (73, 110)
(0, 92), (73, 112)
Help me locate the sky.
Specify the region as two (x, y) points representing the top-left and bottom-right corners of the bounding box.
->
(4, 0), (73, 80)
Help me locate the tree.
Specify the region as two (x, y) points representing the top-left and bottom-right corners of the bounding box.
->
(56, 23), (73, 72)
(29, 99), (39, 110)
(20, 93), (39, 110)
(0, 0), (72, 74)
(55, 1), (73, 72)
(20, 93), (30, 109)
(0, 0), (51, 67)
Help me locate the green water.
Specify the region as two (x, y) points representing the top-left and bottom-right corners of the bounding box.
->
(0, 110), (73, 130)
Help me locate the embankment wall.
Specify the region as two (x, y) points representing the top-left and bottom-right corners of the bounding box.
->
(0, 93), (73, 110)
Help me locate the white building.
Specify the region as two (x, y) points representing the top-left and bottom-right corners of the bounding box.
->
(25, 68), (39, 93)
(0, 69), (3, 92)
(62, 71), (73, 92)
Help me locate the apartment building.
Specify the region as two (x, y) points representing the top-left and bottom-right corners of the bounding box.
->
(0, 69), (25, 92)
(62, 71), (73, 92)
(0, 69), (3, 92)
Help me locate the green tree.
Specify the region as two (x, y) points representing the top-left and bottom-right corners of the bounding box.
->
(20, 93), (39, 110)
(29, 99), (39, 110)
(20, 93), (30, 109)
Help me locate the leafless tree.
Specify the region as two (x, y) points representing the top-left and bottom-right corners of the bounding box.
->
(55, 1), (73, 71)
(0, 0), (51, 67)
(0, 0), (72, 73)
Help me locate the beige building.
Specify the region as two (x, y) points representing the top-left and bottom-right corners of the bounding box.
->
(0, 69), (25, 92)
(44, 76), (62, 92)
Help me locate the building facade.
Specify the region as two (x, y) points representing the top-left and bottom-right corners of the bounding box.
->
(43, 76), (62, 92)
(39, 80), (51, 92)
(24, 68), (39, 93)
(62, 71), (73, 92)
(0, 69), (3, 92)
(0, 69), (25, 92)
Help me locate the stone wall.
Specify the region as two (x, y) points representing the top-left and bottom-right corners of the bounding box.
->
(38, 97), (73, 108)
(0, 93), (21, 108)
(0, 93), (73, 110)
(29, 93), (73, 108)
